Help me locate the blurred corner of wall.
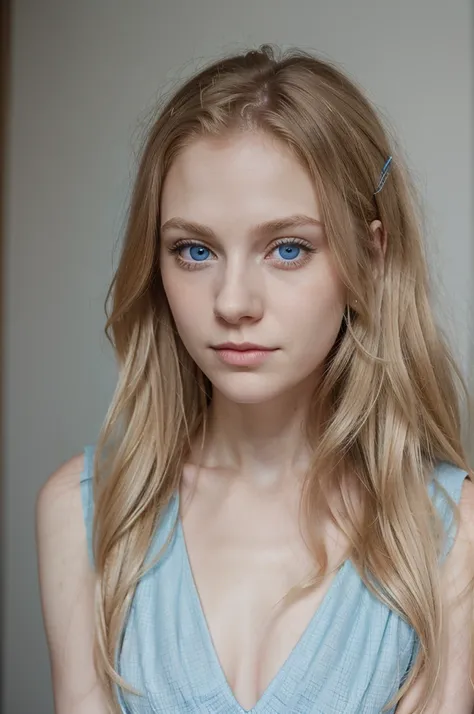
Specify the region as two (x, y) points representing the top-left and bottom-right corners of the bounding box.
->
(0, 0), (11, 709)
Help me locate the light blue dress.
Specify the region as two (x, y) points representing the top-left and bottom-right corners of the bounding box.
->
(80, 445), (468, 713)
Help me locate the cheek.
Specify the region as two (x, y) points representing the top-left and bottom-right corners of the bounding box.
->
(276, 278), (346, 354)
(276, 267), (345, 321)
(161, 272), (206, 342)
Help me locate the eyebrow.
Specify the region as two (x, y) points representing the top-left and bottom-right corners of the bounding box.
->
(160, 214), (324, 239)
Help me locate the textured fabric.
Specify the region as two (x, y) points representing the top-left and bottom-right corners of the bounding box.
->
(80, 446), (468, 713)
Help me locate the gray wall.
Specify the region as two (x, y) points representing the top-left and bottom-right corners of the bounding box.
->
(3, 1), (473, 712)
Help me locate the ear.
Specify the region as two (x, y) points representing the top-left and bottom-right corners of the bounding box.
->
(369, 219), (387, 278)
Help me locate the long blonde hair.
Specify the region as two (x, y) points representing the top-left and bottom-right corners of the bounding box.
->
(90, 44), (473, 713)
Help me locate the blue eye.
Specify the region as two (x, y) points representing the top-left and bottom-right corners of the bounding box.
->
(276, 244), (301, 261)
(167, 237), (315, 270)
(187, 245), (210, 262)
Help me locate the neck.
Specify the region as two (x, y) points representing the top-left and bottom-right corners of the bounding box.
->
(190, 379), (323, 491)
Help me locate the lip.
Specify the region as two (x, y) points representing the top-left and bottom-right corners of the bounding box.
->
(211, 343), (278, 367)
(212, 342), (276, 352)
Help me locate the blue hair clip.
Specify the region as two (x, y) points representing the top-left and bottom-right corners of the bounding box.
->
(374, 155), (393, 195)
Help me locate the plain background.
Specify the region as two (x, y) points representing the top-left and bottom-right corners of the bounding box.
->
(2, 1), (473, 711)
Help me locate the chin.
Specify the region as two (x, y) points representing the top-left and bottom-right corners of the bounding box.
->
(209, 374), (291, 405)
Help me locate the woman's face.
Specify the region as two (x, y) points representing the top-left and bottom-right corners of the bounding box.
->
(159, 131), (347, 405)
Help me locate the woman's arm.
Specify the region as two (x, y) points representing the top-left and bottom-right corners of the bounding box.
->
(396, 478), (474, 713)
(36, 454), (109, 714)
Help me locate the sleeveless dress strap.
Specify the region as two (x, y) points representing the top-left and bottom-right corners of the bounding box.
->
(428, 461), (470, 562)
(80, 444), (95, 568)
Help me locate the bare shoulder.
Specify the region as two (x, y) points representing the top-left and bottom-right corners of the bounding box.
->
(37, 452), (85, 510)
(457, 476), (474, 545)
(36, 453), (108, 712)
(443, 475), (474, 605)
(36, 451), (89, 563)
(36, 453), (89, 564)
(445, 475), (474, 593)
(444, 475), (474, 583)
(397, 475), (474, 713)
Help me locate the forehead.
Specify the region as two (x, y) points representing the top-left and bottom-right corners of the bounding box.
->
(160, 131), (321, 226)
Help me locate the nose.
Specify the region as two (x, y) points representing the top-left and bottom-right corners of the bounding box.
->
(213, 261), (263, 325)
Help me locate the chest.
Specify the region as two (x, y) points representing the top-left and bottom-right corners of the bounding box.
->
(117, 489), (416, 714)
(177, 482), (353, 711)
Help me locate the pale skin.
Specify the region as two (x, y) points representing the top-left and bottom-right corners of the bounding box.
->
(36, 131), (474, 713)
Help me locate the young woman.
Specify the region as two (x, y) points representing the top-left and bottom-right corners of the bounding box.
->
(36, 45), (474, 714)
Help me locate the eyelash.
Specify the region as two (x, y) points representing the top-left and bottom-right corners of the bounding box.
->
(166, 237), (317, 271)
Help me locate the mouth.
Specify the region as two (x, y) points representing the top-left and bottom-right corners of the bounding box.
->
(210, 344), (278, 367)
(211, 342), (277, 352)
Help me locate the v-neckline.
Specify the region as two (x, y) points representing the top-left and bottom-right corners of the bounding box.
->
(174, 491), (351, 714)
